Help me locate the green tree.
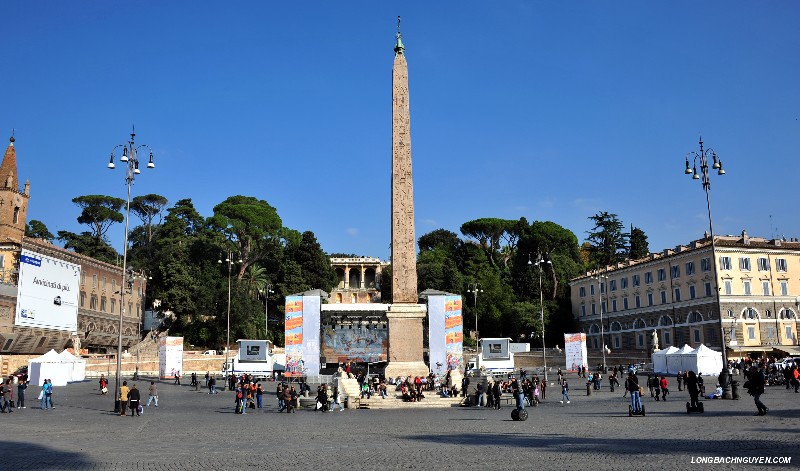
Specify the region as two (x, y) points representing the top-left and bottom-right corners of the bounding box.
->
(72, 195), (125, 240)
(586, 211), (629, 268)
(285, 231), (338, 293)
(418, 229), (462, 255)
(629, 225), (650, 260)
(417, 248), (463, 294)
(460, 218), (520, 269)
(25, 220), (54, 242)
(130, 194), (168, 256)
(57, 230), (119, 264)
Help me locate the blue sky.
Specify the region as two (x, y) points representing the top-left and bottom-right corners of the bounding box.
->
(3, 1), (799, 261)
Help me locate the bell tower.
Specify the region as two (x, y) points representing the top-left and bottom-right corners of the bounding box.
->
(0, 133), (30, 245)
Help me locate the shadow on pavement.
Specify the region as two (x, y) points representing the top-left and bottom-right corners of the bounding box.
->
(7, 441), (94, 469)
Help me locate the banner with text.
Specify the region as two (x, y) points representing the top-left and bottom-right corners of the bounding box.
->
(15, 249), (80, 333)
(284, 296), (304, 377)
(564, 333), (588, 372)
(159, 336), (184, 379)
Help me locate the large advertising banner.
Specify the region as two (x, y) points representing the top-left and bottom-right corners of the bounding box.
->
(322, 324), (388, 363)
(284, 296), (304, 377)
(159, 336), (184, 379)
(301, 295), (321, 376)
(15, 250), (80, 333)
(444, 296), (464, 374)
(564, 333), (588, 372)
(428, 295), (464, 376)
(238, 340), (268, 362)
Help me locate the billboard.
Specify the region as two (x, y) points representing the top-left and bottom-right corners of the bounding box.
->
(15, 250), (80, 333)
(159, 336), (184, 379)
(238, 340), (268, 362)
(321, 324), (388, 363)
(428, 295), (464, 376)
(284, 296), (304, 377)
(564, 333), (588, 372)
(481, 338), (511, 360)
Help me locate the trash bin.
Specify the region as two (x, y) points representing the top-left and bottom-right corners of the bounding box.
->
(731, 380), (740, 400)
(586, 382), (592, 396)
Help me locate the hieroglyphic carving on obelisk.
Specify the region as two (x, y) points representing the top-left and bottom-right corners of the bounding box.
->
(391, 16), (418, 304)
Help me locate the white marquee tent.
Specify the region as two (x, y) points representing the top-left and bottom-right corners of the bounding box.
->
(59, 350), (87, 382)
(28, 349), (71, 386)
(665, 344), (695, 374)
(682, 344), (723, 376)
(652, 346), (679, 374)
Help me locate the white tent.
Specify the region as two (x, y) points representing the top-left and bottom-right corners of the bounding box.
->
(652, 346), (678, 374)
(691, 344), (723, 376)
(665, 344), (694, 374)
(28, 349), (71, 386)
(59, 350), (87, 382)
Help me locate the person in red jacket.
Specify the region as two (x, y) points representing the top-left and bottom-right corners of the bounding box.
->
(659, 376), (669, 400)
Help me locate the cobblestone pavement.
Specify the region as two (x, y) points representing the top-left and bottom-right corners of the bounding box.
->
(5, 374), (798, 470)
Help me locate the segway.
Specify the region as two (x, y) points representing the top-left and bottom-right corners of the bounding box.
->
(686, 401), (704, 413)
(628, 404), (646, 417)
(511, 408), (529, 421)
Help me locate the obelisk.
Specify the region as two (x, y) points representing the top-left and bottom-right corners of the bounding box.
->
(385, 17), (429, 379)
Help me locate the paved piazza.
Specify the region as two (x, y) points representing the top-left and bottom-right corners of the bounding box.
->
(5, 373), (798, 470)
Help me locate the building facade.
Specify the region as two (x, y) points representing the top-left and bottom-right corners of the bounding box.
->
(329, 257), (388, 304)
(0, 136), (145, 355)
(570, 232), (800, 359)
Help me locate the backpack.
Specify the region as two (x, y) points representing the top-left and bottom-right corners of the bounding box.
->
(236, 390), (243, 400)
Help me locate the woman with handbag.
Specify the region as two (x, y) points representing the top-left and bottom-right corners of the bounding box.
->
(99, 374), (108, 395)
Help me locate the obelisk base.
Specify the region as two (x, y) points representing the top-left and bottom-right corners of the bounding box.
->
(384, 303), (429, 379)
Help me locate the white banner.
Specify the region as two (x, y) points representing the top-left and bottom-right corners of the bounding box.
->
(159, 336), (184, 379)
(564, 333), (588, 372)
(15, 250), (80, 333)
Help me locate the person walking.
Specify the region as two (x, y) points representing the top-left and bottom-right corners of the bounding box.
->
(99, 374), (108, 395)
(129, 384), (141, 417)
(146, 381), (158, 407)
(16, 377), (27, 409)
(3, 379), (13, 413)
(660, 376), (669, 400)
(174, 371), (181, 385)
(42, 379), (54, 410)
(118, 381), (130, 416)
(685, 371), (700, 410)
(204, 371), (210, 388)
(677, 371), (683, 391)
(745, 366), (768, 416)
(256, 382), (264, 409)
(540, 378), (547, 400)
(791, 366), (799, 393)
(560, 379), (570, 404)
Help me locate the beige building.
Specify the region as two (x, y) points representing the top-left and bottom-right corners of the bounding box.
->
(0, 135), (145, 355)
(329, 257), (388, 304)
(570, 231), (800, 359)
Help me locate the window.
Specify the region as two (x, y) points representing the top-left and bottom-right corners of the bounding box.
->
(609, 280), (617, 292)
(758, 257), (770, 271)
(689, 312), (703, 323)
(780, 281), (788, 296)
(591, 304), (596, 315)
(638, 334), (644, 347)
(664, 332), (671, 345)
(601, 282), (606, 294)
(694, 329), (701, 342)
(92, 274), (97, 287)
(743, 280), (751, 295)
(786, 326), (794, 341)
(689, 285), (696, 300)
(128, 303), (133, 316)
(90, 295), (98, 310)
(762, 281), (770, 296)
(776, 258), (787, 272)
(590, 284), (595, 296)
(632, 275), (640, 287)
(747, 326), (756, 340)
(100, 297), (107, 312)
(623, 297), (629, 310)
(612, 299), (617, 312)
(704, 282), (712, 297)
(81, 270), (86, 285)
(635, 295), (641, 308)
(671, 266), (680, 279)
(13, 207), (19, 224)
(111, 299), (116, 314)
(685, 261), (695, 276)
(579, 286), (586, 297)
(620, 277), (628, 289)
(103, 277), (107, 290)
(724, 280), (732, 295)
(674, 287), (681, 302)
(720, 257), (732, 270)
(615, 337), (620, 349)
(80, 292), (86, 307)
(701, 257), (711, 272)
(767, 327), (775, 339)
(727, 309), (734, 318)
(647, 293), (654, 306)
(645, 272), (653, 284)
(660, 290), (667, 304)
(658, 269), (666, 281)
(745, 308), (757, 319)
(739, 257), (751, 271)
(765, 309), (772, 318)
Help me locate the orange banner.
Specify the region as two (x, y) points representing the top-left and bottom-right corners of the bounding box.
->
(285, 333), (303, 345)
(446, 331), (463, 344)
(286, 300), (303, 313)
(445, 315), (463, 330)
(445, 299), (462, 311)
(285, 316), (303, 330)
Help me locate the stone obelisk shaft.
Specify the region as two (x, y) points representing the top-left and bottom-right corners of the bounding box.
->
(391, 44), (418, 304)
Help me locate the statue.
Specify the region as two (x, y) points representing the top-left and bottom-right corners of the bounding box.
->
(71, 335), (81, 355)
(652, 329), (659, 351)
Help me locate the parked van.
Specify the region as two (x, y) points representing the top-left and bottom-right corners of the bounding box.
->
(201, 350), (217, 355)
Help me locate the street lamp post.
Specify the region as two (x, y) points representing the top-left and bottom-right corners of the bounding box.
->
(106, 127), (155, 412)
(590, 273), (609, 373)
(219, 250), (241, 389)
(529, 253), (552, 381)
(684, 136), (730, 398)
(466, 282), (483, 349)
(263, 283), (274, 340)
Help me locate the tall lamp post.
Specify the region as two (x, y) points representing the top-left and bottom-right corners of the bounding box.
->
(466, 282), (483, 350)
(262, 283), (274, 341)
(590, 273), (609, 373)
(529, 253), (552, 381)
(684, 136), (730, 398)
(106, 127), (155, 412)
(219, 250), (241, 389)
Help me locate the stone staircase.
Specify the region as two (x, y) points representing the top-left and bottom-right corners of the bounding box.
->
(337, 377), (464, 409)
